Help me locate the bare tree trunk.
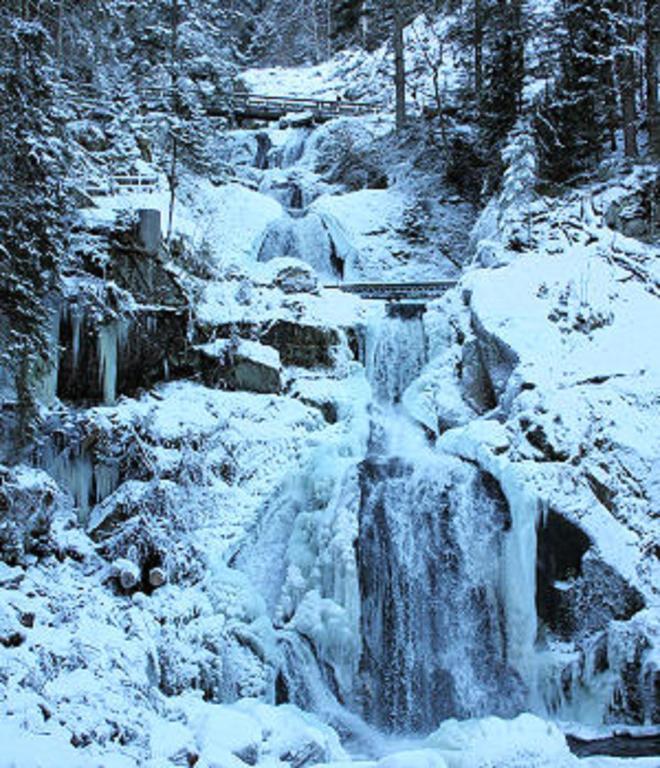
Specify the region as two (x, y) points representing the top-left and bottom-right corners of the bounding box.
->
(474, 0), (483, 112)
(167, 0), (179, 245)
(618, 51), (639, 157)
(393, 4), (406, 131)
(647, 0), (660, 157)
(167, 134), (178, 246)
(326, 0), (333, 59)
(603, 63), (618, 151)
(56, 0), (64, 72)
(614, 1), (638, 158)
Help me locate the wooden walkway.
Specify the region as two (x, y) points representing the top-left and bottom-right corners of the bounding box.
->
(66, 83), (376, 124)
(141, 88), (376, 123)
(325, 281), (457, 302)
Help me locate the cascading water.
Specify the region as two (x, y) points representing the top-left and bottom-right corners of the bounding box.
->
(356, 307), (527, 732)
(357, 438), (526, 732)
(364, 308), (428, 405)
(257, 211), (349, 280)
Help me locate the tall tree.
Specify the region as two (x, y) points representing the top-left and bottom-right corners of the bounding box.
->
(534, 0), (614, 183)
(613, 0), (642, 157)
(0, 13), (70, 430)
(393, 2), (407, 130)
(474, 0), (484, 112)
(331, 0), (362, 50)
(646, 0), (660, 157)
(481, 0), (524, 147)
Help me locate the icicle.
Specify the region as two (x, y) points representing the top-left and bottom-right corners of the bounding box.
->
(498, 466), (542, 706)
(58, 450), (95, 524)
(536, 636), (614, 725)
(71, 307), (82, 370)
(36, 302), (61, 405)
(94, 462), (120, 506)
(98, 319), (129, 405)
(276, 630), (380, 755)
(98, 325), (118, 405)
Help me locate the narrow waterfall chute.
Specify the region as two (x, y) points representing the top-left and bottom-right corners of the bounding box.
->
(497, 463), (543, 708)
(256, 211), (349, 280)
(364, 309), (428, 406)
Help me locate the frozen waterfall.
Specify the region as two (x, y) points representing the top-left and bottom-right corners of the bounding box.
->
(364, 308), (428, 405)
(353, 307), (529, 732)
(357, 442), (526, 732)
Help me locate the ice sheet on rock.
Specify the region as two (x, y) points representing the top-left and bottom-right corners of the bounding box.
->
(256, 211), (351, 279)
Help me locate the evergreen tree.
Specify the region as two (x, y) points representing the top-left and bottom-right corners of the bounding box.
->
(534, 0), (615, 183)
(331, 0), (364, 49)
(646, 0), (660, 157)
(480, 0), (525, 177)
(0, 13), (71, 429)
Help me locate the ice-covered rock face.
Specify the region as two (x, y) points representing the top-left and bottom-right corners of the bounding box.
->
(257, 210), (354, 280)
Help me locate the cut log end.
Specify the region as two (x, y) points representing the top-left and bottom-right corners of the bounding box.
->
(149, 567), (167, 588)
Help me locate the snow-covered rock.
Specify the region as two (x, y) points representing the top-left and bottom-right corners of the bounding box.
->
(0, 466), (64, 565)
(197, 338), (283, 394)
(425, 713), (580, 768)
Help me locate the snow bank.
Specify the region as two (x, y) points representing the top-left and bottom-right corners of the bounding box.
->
(424, 714), (579, 768)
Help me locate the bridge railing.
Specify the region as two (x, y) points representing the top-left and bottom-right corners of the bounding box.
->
(60, 81), (379, 121)
(85, 172), (160, 198)
(325, 281), (458, 301)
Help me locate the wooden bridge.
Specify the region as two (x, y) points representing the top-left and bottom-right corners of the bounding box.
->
(325, 281), (457, 302)
(141, 88), (376, 123)
(67, 82), (377, 124)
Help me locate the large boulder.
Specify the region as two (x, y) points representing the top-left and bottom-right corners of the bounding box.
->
(268, 260), (319, 295)
(197, 339), (282, 394)
(604, 174), (659, 243)
(262, 320), (340, 368)
(0, 466), (61, 565)
(202, 320), (341, 370)
(536, 509), (645, 641)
